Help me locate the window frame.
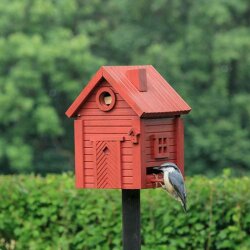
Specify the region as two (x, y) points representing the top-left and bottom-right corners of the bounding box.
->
(152, 134), (169, 159)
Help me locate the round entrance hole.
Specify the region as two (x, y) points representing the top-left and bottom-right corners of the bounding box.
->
(96, 87), (116, 111)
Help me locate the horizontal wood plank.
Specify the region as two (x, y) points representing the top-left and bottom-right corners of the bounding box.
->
(84, 142), (132, 149)
(85, 169), (94, 176)
(85, 176), (94, 183)
(83, 100), (131, 109)
(81, 116), (134, 120)
(121, 155), (133, 163)
(85, 183), (95, 188)
(84, 127), (130, 134)
(83, 162), (94, 168)
(85, 92), (125, 102)
(122, 169), (133, 177)
(145, 125), (174, 133)
(84, 162), (133, 170)
(145, 131), (175, 140)
(143, 118), (174, 125)
(78, 108), (137, 116)
(122, 163), (133, 170)
(146, 155), (176, 164)
(85, 134), (131, 140)
(85, 148), (132, 156)
(145, 140), (176, 147)
(84, 119), (132, 127)
(145, 146), (176, 155)
(122, 183), (134, 189)
(123, 177), (133, 184)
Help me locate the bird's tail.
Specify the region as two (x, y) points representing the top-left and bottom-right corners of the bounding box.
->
(181, 201), (187, 213)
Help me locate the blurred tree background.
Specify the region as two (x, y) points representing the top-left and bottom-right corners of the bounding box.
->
(0, 0), (249, 175)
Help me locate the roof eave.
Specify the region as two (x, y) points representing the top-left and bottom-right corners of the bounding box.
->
(140, 109), (191, 118)
(65, 67), (104, 118)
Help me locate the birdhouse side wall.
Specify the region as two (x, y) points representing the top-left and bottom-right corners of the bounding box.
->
(141, 117), (184, 188)
(75, 80), (141, 189)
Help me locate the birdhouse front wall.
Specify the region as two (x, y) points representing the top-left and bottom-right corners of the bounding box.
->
(74, 80), (143, 189)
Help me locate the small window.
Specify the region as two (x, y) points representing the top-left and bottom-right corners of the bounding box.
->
(152, 134), (169, 159)
(96, 87), (116, 111)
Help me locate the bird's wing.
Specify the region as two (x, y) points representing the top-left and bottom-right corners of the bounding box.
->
(168, 171), (187, 208)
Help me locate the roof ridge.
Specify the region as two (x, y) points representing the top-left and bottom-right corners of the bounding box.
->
(66, 65), (191, 118)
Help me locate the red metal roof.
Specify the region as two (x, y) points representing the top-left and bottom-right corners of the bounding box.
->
(66, 65), (191, 118)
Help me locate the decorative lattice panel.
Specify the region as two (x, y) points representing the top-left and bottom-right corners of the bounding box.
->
(94, 141), (121, 188)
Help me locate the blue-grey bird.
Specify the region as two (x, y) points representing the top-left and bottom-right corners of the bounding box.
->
(153, 162), (187, 212)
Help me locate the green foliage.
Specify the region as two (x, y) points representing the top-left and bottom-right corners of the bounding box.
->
(0, 0), (105, 173)
(0, 0), (250, 174)
(0, 174), (250, 249)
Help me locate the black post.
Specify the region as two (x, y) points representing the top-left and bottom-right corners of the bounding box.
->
(122, 189), (141, 250)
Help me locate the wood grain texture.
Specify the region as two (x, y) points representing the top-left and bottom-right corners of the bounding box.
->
(142, 118), (178, 188)
(74, 120), (84, 188)
(175, 117), (185, 176)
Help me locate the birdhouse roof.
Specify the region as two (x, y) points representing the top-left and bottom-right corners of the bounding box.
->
(66, 65), (191, 118)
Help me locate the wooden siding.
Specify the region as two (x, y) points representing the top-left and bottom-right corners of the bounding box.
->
(77, 80), (137, 189)
(142, 118), (177, 188)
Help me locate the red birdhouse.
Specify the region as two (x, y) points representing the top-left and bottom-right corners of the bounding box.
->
(66, 66), (191, 189)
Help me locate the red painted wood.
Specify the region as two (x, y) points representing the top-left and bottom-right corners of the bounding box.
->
(85, 169), (94, 176)
(116, 140), (122, 187)
(93, 140), (122, 188)
(123, 163), (133, 170)
(145, 145), (176, 155)
(77, 81), (137, 119)
(84, 120), (132, 126)
(151, 133), (170, 159)
(81, 116), (136, 121)
(95, 87), (116, 112)
(84, 127), (129, 134)
(102, 67), (144, 117)
(74, 120), (84, 188)
(140, 119), (147, 188)
(146, 154), (176, 163)
(66, 66), (191, 190)
(122, 155), (133, 163)
(142, 118), (177, 188)
(83, 100), (132, 110)
(144, 118), (175, 125)
(123, 177), (133, 184)
(85, 183), (95, 188)
(84, 145), (132, 156)
(79, 108), (137, 117)
(122, 169), (133, 176)
(85, 176), (94, 184)
(145, 125), (174, 133)
(66, 68), (103, 117)
(130, 118), (142, 189)
(126, 68), (147, 92)
(175, 117), (185, 176)
(66, 65), (191, 118)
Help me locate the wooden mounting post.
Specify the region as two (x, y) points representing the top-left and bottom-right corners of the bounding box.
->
(122, 189), (141, 250)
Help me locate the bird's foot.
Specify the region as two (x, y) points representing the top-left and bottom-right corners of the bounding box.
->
(152, 174), (165, 189)
(160, 183), (166, 190)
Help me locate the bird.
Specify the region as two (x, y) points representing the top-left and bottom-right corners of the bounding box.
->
(153, 162), (187, 212)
